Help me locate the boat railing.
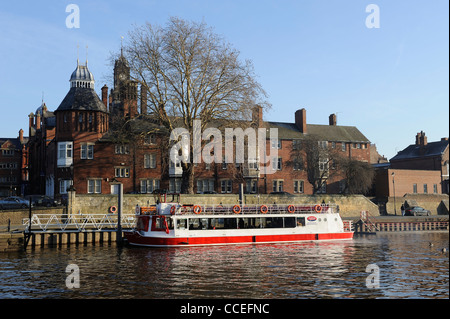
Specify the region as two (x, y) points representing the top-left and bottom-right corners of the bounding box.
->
(171, 203), (339, 216)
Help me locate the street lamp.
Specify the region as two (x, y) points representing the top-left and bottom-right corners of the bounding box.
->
(391, 172), (397, 216)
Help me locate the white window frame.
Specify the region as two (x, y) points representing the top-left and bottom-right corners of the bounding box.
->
(115, 144), (130, 154)
(220, 180), (232, 193)
(87, 179), (102, 194)
(197, 179), (214, 193)
(115, 167), (130, 178)
(169, 179), (182, 193)
(140, 179), (160, 194)
(144, 153), (157, 169)
(272, 180), (284, 192)
(57, 142), (73, 167)
(294, 180), (304, 193)
(59, 179), (73, 194)
(81, 143), (94, 160)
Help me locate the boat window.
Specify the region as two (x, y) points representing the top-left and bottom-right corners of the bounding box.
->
(188, 218), (209, 230)
(296, 217), (305, 227)
(260, 217), (283, 228)
(237, 218), (261, 229)
(151, 216), (173, 231)
(284, 217), (296, 228)
(136, 216), (150, 232)
(166, 217), (174, 230)
(153, 216), (163, 230)
(177, 219), (187, 230)
(208, 218), (237, 230)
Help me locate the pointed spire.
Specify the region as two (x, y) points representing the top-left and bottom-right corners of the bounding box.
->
(77, 43), (80, 66)
(120, 36), (124, 56)
(86, 45), (88, 66)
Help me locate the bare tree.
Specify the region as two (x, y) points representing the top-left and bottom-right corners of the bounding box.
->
(336, 158), (375, 195)
(293, 135), (342, 194)
(123, 17), (270, 193)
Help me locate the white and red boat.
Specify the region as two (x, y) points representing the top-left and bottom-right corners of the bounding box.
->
(124, 196), (353, 247)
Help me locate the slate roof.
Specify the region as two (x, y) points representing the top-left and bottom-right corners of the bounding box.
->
(390, 140), (449, 161)
(100, 114), (370, 144)
(55, 87), (107, 113)
(266, 122), (370, 142)
(0, 137), (27, 149)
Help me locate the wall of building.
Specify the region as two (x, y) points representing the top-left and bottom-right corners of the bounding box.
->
(375, 168), (443, 198)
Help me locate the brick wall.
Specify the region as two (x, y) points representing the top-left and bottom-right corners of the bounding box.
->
(375, 168), (443, 198)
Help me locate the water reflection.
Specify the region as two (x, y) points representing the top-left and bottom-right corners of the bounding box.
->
(0, 233), (448, 299)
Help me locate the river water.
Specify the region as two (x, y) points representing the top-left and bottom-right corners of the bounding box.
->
(0, 232), (448, 299)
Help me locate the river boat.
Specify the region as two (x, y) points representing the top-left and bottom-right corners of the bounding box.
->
(123, 195), (353, 247)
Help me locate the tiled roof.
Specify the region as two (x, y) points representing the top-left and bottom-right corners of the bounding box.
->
(390, 140), (449, 161)
(266, 122), (370, 142)
(56, 87), (107, 113)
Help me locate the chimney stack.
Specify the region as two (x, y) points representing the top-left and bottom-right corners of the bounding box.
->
(295, 108), (307, 134)
(19, 129), (24, 144)
(140, 85), (148, 115)
(101, 85), (108, 109)
(35, 113), (41, 130)
(28, 113), (34, 137)
(419, 131), (427, 147)
(415, 132), (421, 146)
(329, 113), (337, 126)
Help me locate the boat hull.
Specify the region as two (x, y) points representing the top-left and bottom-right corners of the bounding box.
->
(123, 231), (354, 247)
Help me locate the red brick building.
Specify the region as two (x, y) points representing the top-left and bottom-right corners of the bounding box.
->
(26, 55), (372, 198)
(0, 131), (28, 196)
(373, 132), (449, 198)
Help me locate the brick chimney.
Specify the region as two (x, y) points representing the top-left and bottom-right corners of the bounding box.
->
(35, 113), (41, 130)
(295, 108), (307, 134)
(101, 85), (108, 109)
(19, 129), (24, 144)
(252, 105), (263, 127)
(419, 131), (427, 147)
(28, 113), (34, 128)
(140, 84), (148, 115)
(329, 113), (337, 126)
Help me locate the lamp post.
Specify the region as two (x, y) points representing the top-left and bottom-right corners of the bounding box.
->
(391, 172), (397, 216)
(117, 182), (123, 244)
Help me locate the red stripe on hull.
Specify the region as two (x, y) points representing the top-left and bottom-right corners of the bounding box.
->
(124, 232), (353, 247)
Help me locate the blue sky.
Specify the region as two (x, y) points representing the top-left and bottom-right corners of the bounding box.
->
(0, 0), (448, 159)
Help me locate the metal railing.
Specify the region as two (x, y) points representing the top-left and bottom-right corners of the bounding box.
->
(169, 204), (339, 216)
(23, 213), (136, 232)
(343, 220), (354, 232)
